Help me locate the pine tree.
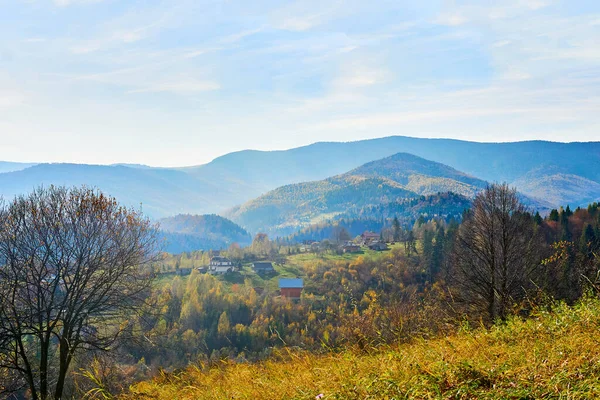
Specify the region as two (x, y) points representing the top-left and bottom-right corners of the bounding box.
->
(392, 217), (401, 241)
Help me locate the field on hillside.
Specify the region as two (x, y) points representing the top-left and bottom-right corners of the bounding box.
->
(155, 244), (405, 292)
(123, 297), (600, 399)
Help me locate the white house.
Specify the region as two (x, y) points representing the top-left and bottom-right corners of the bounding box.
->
(209, 256), (235, 275)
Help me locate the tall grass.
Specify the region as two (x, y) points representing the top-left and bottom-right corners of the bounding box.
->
(122, 296), (600, 399)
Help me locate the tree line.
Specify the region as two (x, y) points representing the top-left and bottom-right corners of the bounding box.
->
(1, 184), (600, 397)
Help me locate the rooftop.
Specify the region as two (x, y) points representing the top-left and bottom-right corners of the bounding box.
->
(278, 278), (304, 289)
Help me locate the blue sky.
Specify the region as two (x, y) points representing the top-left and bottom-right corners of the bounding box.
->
(0, 0), (599, 166)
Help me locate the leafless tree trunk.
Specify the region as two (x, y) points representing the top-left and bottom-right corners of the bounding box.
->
(452, 183), (541, 322)
(0, 186), (159, 399)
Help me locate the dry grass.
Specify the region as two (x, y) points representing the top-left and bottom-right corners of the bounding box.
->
(122, 297), (600, 399)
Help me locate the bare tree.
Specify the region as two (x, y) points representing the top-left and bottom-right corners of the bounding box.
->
(0, 186), (159, 399)
(330, 226), (351, 244)
(452, 183), (541, 321)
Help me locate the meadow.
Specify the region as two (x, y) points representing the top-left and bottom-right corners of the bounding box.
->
(123, 296), (600, 399)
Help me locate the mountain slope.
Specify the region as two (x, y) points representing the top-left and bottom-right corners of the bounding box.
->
(0, 164), (230, 218)
(227, 153), (488, 235)
(512, 168), (600, 207)
(183, 137), (600, 209)
(287, 192), (473, 243)
(0, 161), (37, 174)
(125, 297), (600, 399)
(158, 214), (251, 253)
(2, 137), (598, 218)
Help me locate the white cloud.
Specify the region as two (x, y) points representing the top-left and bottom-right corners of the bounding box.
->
(3, 0), (600, 165)
(436, 13), (468, 26)
(332, 65), (389, 88)
(270, 0), (346, 31)
(53, 0), (104, 7)
(492, 40), (511, 47)
(70, 43), (101, 54)
(23, 37), (46, 43)
(278, 17), (316, 32)
(518, 0), (552, 10)
(0, 92), (26, 107)
(127, 80), (220, 94)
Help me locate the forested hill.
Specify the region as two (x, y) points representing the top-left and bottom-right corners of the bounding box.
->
(184, 137), (600, 209)
(227, 153), (488, 235)
(2, 137), (598, 217)
(287, 192), (472, 243)
(158, 214), (252, 254)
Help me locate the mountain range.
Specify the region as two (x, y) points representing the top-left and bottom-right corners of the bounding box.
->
(1, 136), (598, 221)
(158, 214), (252, 254)
(226, 153), (490, 235)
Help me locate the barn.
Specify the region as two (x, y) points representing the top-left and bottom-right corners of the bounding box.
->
(279, 278), (304, 299)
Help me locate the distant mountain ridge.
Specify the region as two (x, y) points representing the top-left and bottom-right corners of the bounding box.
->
(182, 137), (600, 209)
(0, 163), (230, 218)
(1, 136), (598, 218)
(226, 153), (490, 235)
(158, 214), (251, 254)
(0, 161), (37, 174)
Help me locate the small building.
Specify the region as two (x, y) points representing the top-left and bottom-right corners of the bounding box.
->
(209, 256), (234, 275)
(361, 231), (380, 245)
(368, 241), (389, 251)
(279, 278), (304, 299)
(253, 261), (275, 274)
(175, 267), (193, 276)
(342, 242), (361, 253)
(197, 266), (208, 274)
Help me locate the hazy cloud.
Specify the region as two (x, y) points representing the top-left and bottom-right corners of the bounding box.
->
(127, 80), (220, 94)
(1, 0), (599, 165)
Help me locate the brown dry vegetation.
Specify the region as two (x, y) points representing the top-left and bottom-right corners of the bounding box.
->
(121, 296), (600, 399)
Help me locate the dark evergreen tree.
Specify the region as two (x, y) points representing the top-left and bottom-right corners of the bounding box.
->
(392, 216), (401, 241)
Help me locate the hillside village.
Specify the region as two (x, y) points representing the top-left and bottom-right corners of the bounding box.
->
(2, 0), (600, 396)
(170, 230), (395, 299)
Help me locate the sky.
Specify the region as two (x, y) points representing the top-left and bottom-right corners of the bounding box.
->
(0, 0), (599, 166)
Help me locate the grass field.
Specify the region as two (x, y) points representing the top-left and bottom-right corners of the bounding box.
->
(123, 296), (600, 399)
(153, 244), (405, 292)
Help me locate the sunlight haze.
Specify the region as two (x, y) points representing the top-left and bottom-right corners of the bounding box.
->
(1, 0), (599, 166)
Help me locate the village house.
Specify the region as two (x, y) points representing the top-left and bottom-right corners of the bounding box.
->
(368, 241), (389, 251)
(279, 278), (304, 299)
(360, 231), (380, 245)
(208, 256), (235, 275)
(252, 261), (275, 274)
(342, 241), (361, 253)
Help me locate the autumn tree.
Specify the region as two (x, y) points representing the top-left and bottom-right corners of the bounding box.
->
(251, 233), (271, 257)
(0, 186), (159, 399)
(452, 183), (541, 321)
(331, 226), (351, 244)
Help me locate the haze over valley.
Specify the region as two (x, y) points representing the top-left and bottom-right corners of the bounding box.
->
(1, 136), (597, 221)
(2, 1), (600, 398)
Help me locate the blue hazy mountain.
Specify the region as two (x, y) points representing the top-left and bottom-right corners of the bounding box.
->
(158, 214), (252, 253)
(182, 136), (600, 210)
(1, 136), (598, 218)
(0, 163), (233, 218)
(226, 153), (493, 235)
(0, 161), (37, 174)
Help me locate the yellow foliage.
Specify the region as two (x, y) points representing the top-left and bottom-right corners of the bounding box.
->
(124, 297), (600, 399)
